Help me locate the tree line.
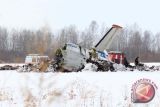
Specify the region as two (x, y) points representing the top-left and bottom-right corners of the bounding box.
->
(0, 21), (160, 63)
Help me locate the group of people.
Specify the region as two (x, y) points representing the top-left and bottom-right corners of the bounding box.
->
(54, 45), (144, 70)
(123, 56), (144, 68)
(88, 48), (145, 69)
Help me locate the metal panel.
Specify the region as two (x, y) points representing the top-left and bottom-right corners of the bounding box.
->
(62, 43), (86, 70)
(95, 25), (122, 51)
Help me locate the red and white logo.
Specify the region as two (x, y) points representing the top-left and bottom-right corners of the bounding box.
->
(131, 79), (157, 103)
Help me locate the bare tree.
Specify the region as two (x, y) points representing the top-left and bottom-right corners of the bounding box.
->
(0, 27), (8, 50)
(0, 22), (160, 62)
(58, 28), (67, 47)
(142, 31), (152, 53)
(155, 33), (160, 53)
(80, 21), (98, 48)
(128, 30), (142, 60)
(58, 25), (78, 47)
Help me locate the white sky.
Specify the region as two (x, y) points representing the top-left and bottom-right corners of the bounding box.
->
(0, 0), (160, 33)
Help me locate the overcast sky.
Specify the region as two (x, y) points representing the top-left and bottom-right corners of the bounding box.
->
(0, 0), (160, 33)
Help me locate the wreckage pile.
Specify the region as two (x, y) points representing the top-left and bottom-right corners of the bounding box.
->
(0, 60), (160, 72)
(82, 62), (160, 72)
(16, 60), (160, 72)
(0, 65), (19, 70)
(1, 24), (160, 72)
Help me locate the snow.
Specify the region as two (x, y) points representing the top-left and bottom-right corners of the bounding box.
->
(0, 63), (25, 67)
(0, 63), (160, 107)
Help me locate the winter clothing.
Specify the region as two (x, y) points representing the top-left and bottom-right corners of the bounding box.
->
(135, 57), (144, 66)
(91, 48), (98, 60)
(124, 57), (133, 68)
(135, 57), (139, 66)
(55, 48), (63, 58)
(54, 48), (63, 68)
(124, 57), (129, 67)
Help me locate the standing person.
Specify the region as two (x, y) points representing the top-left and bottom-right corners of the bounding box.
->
(135, 56), (139, 66)
(124, 56), (129, 67)
(91, 48), (98, 61)
(54, 48), (63, 68)
(86, 48), (98, 63)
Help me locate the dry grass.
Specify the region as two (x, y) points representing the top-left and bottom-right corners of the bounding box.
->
(42, 89), (62, 105)
(71, 79), (96, 99)
(22, 89), (38, 107)
(0, 90), (11, 101)
(1, 73), (160, 107)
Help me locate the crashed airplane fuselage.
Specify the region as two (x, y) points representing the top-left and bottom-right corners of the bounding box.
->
(59, 25), (123, 71)
(19, 24), (123, 72)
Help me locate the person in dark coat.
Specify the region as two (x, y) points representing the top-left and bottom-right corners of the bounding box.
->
(124, 56), (129, 67)
(135, 56), (144, 66)
(123, 56), (133, 68)
(135, 56), (139, 66)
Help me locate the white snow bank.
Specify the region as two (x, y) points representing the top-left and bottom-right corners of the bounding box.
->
(130, 62), (160, 67)
(82, 63), (97, 72)
(0, 70), (160, 107)
(0, 63), (25, 67)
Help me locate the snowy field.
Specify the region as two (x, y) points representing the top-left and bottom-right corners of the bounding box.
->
(0, 63), (25, 67)
(0, 63), (160, 107)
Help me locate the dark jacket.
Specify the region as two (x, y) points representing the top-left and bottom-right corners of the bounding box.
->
(135, 57), (139, 66)
(124, 57), (129, 67)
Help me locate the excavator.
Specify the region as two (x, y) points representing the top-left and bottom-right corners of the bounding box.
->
(18, 24), (123, 72)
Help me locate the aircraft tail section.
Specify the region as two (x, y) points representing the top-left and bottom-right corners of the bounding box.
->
(95, 24), (122, 51)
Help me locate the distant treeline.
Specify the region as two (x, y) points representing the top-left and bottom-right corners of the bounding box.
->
(0, 21), (160, 63)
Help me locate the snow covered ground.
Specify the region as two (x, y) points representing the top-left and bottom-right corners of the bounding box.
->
(0, 63), (160, 107)
(0, 63), (25, 67)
